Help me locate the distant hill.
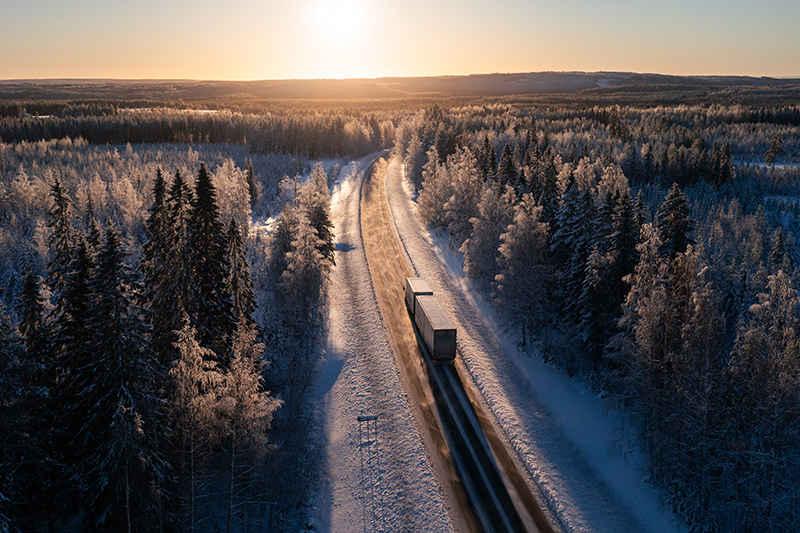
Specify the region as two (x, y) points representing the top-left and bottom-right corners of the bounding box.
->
(1, 72), (799, 102)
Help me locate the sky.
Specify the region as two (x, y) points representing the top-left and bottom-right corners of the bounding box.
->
(1, 0), (799, 80)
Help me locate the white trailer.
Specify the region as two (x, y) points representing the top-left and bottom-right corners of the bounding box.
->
(405, 277), (457, 363)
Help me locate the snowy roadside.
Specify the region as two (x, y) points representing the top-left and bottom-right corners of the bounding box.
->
(316, 155), (455, 533)
(384, 156), (686, 533)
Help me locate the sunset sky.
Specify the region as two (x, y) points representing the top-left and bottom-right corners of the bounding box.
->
(2, 0), (798, 80)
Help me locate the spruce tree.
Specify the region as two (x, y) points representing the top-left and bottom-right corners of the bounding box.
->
(303, 162), (335, 267)
(143, 168), (176, 362)
(494, 193), (549, 347)
(46, 175), (78, 301)
(188, 163), (235, 361)
(497, 143), (517, 188)
(52, 236), (94, 389)
(462, 183), (516, 297)
(227, 218), (256, 329)
(66, 223), (163, 531)
(157, 169), (196, 366)
(17, 267), (50, 377)
(657, 183), (694, 260)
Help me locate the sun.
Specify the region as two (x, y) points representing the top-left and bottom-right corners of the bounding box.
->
(315, 0), (366, 44)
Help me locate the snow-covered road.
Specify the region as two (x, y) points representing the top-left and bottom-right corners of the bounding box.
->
(318, 154), (455, 533)
(384, 157), (686, 533)
(318, 152), (686, 533)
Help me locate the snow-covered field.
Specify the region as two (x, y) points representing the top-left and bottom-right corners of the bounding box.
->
(318, 153), (687, 532)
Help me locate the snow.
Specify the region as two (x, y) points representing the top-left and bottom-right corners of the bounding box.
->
(317, 153), (687, 533)
(317, 155), (455, 533)
(384, 156), (687, 533)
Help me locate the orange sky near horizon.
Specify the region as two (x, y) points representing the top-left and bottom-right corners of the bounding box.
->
(1, 0), (799, 81)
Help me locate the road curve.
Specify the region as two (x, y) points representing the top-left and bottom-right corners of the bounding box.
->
(360, 155), (554, 533)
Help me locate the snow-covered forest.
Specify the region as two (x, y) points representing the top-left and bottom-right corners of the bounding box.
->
(1, 86), (799, 532)
(0, 137), (340, 530)
(396, 102), (800, 532)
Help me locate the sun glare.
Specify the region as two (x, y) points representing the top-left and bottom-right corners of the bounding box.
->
(315, 0), (366, 43)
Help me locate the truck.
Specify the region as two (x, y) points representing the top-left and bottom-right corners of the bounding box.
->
(405, 277), (457, 363)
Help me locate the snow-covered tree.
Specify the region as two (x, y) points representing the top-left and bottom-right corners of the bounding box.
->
(726, 270), (800, 532)
(65, 223), (163, 531)
(216, 323), (280, 533)
(460, 184), (515, 297)
(227, 218), (256, 329)
(301, 162), (335, 267)
(188, 163), (235, 362)
(169, 318), (223, 533)
(280, 211), (329, 349)
(45, 175), (78, 301)
(494, 193), (549, 346)
(657, 183), (694, 260)
(418, 145), (451, 229)
(444, 147), (484, 250)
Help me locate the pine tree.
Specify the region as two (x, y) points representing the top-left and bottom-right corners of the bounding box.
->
(188, 163), (235, 362)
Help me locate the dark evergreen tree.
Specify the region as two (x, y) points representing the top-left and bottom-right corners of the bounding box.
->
(46, 175), (78, 301)
(770, 226), (787, 268)
(497, 143), (516, 188)
(579, 245), (612, 366)
(227, 218), (256, 329)
(550, 177), (595, 323)
(156, 169), (196, 366)
(764, 133), (784, 165)
(65, 223), (164, 531)
(2, 291), (74, 532)
(268, 206), (299, 287)
(142, 168), (176, 362)
(17, 268), (49, 370)
(609, 191), (639, 309)
(188, 163), (235, 362)
(304, 163), (336, 267)
(656, 183), (694, 260)
(245, 161), (260, 209)
(478, 135), (496, 180)
(52, 236), (94, 387)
